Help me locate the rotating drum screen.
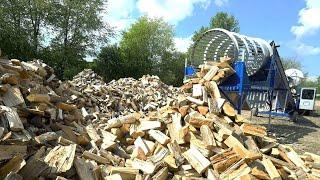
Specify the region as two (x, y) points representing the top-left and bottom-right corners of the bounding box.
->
(191, 28), (273, 76)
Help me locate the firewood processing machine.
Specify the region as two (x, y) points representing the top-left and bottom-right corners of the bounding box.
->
(185, 28), (317, 123)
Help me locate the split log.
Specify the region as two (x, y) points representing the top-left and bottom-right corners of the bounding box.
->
(2, 86), (25, 107)
(263, 154), (294, 169)
(56, 102), (77, 111)
(99, 149), (123, 166)
(74, 157), (94, 180)
(204, 81), (221, 99)
(167, 141), (185, 167)
(244, 136), (259, 152)
(105, 113), (141, 129)
(178, 105), (189, 117)
(219, 56), (233, 63)
(134, 137), (152, 155)
(1, 106), (24, 131)
(221, 163), (251, 180)
(224, 135), (249, 158)
(138, 120), (161, 131)
(192, 84), (203, 97)
(260, 142), (278, 154)
(57, 136), (74, 145)
(190, 137), (213, 157)
(186, 96), (204, 105)
(4, 172), (23, 180)
(105, 174), (122, 180)
(286, 149), (310, 172)
(208, 97), (225, 114)
(26, 94), (50, 103)
(85, 124), (102, 143)
(150, 147), (169, 163)
(129, 124), (145, 138)
(222, 102), (236, 117)
(132, 159), (156, 174)
(0, 155), (25, 180)
(131, 147), (147, 160)
(182, 147), (211, 174)
(44, 144), (77, 173)
(110, 167), (139, 180)
(251, 166), (270, 180)
(19, 157), (48, 179)
(82, 151), (110, 164)
(0, 73), (19, 85)
(210, 148), (241, 173)
(186, 112), (214, 128)
(100, 129), (117, 142)
(148, 129), (170, 145)
(203, 66), (219, 81)
(152, 167), (168, 180)
(167, 113), (186, 144)
(0, 145), (27, 161)
(200, 125), (216, 147)
(35, 132), (58, 144)
(241, 123), (267, 137)
(262, 157), (281, 180)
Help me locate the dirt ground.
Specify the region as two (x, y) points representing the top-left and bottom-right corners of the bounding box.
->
(242, 101), (320, 155)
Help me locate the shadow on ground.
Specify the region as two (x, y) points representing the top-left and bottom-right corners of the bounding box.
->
(260, 123), (317, 145)
(295, 115), (320, 128)
(258, 116), (319, 144)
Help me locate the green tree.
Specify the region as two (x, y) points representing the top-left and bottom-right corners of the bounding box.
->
(93, 44), (124, 82)
(191, 26), (210, 42)
(120, 16), (175, 79)
(157, 52), (185, 86)
(210, 12), (240, 32)
(0, 0), (49, 59)
(26, 0), (48, 56)
(0, 0), (32, 60)
(192, 12), (240, 42)
(281, 57), (302, 70)
(44, 0), (112, 79)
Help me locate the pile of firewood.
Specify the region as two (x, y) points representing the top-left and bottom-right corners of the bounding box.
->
(0, 57), (319, 180)
(68, 69), (178, 119)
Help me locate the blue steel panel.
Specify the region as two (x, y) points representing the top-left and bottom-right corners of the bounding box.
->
(185, 66), (196, 76)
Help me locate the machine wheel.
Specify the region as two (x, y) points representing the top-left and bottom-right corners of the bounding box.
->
(251, 107), (259, 116)
(298, 109), (310, 116)
(292, 111), (298, 122)
(304, 110), (310, 116)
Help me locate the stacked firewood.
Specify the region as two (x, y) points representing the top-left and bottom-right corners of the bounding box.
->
(68, 69), (178, 119)
(0, 57), (319, 180)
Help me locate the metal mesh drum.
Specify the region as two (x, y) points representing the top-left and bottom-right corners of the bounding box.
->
(191, 28), (273, 76)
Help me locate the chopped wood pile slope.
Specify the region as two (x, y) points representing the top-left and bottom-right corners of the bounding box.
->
(70, 69), (178, 118)
(0, 57), (319, 180)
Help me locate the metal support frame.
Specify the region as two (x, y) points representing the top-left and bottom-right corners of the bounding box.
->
(218, 53), (294, 120)
(219, 61), (250, 114)
(184, 45), (296, 122)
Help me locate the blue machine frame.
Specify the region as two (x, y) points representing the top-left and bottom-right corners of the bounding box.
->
(185, 45), (296, 119)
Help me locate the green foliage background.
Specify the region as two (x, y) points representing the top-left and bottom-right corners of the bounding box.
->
(1, 1), (317, 89)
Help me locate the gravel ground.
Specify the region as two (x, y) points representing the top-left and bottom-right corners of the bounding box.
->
(242, 101), (320, 155)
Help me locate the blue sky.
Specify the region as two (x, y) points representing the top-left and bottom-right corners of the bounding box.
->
(105, 0), (320, 77)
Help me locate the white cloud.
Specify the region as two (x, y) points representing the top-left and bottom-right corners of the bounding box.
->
(136, 0), (210, 24)
(103, 0), (136, 32)
(291, 0), (320, 38)
(214, 0), (229, 7)
(294, 43), (320, 56)
(174, 36), (193, 52)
